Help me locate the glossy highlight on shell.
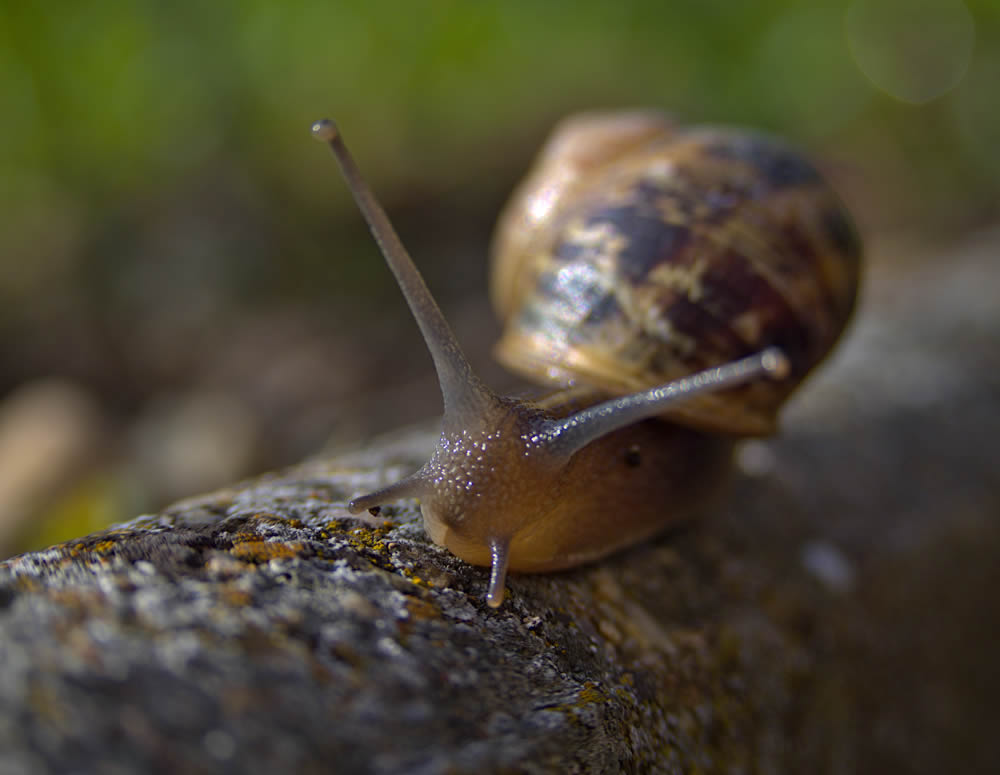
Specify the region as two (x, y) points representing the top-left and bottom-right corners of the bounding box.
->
(492, 112), (861, 435)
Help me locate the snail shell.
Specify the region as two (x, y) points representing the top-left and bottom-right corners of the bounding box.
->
(491, 111), (861, 435)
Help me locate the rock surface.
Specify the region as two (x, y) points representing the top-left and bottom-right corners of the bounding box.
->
(1, 229), (998, 774)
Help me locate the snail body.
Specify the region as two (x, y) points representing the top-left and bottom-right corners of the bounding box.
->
(312, 111), (860, 607)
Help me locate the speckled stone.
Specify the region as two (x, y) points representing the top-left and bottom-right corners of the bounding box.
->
(1, 229), (998, 774)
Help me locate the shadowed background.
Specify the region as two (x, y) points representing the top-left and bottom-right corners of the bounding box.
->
(0, 0), (996, 556)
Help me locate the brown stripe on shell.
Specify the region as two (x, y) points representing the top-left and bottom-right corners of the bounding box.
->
(693, 247), (813, 369)
(549, 179), (699, 286)
(700, 132), (823, 190)
(822, 204), (861, 257)
(816, 204), (863, 322)
(767, 189), (861, 351)
(638, 282), (754, 366)
(775, 219), (843, 344)
(693, 177), (857, 376)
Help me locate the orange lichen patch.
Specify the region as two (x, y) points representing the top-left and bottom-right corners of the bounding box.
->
(403, 596), (441, 622)
(229, 540), (306, 564)
(92, 540), (116, 554)
(220, 586), (253, 607)
(577, 682), (608, 706)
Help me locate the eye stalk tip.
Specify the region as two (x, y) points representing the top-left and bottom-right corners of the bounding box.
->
(311, 118), (339, 142)
(761, 346), (791, 380)
(347, 493), (380, 515)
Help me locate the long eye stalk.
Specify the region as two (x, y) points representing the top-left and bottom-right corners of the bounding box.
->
(311, 119), (496, 433)
(539, 348), (790, 461)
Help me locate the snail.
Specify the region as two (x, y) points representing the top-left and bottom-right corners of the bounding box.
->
(311, 110), (861, 608)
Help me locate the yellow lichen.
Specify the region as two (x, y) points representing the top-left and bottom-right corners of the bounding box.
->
(221, 587), (253, 607)
(230, 540), (304, 563)
(577, 682), (608, 706)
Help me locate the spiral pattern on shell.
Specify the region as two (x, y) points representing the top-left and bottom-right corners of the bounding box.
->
(491, 112), (861, 435)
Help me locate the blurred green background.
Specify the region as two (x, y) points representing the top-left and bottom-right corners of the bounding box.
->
(0, 0), (996, 557)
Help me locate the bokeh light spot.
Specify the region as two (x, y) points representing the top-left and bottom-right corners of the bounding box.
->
(846, 0), (975, 104)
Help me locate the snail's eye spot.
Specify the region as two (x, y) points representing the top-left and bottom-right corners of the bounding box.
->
(624, 445), (642, 468)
